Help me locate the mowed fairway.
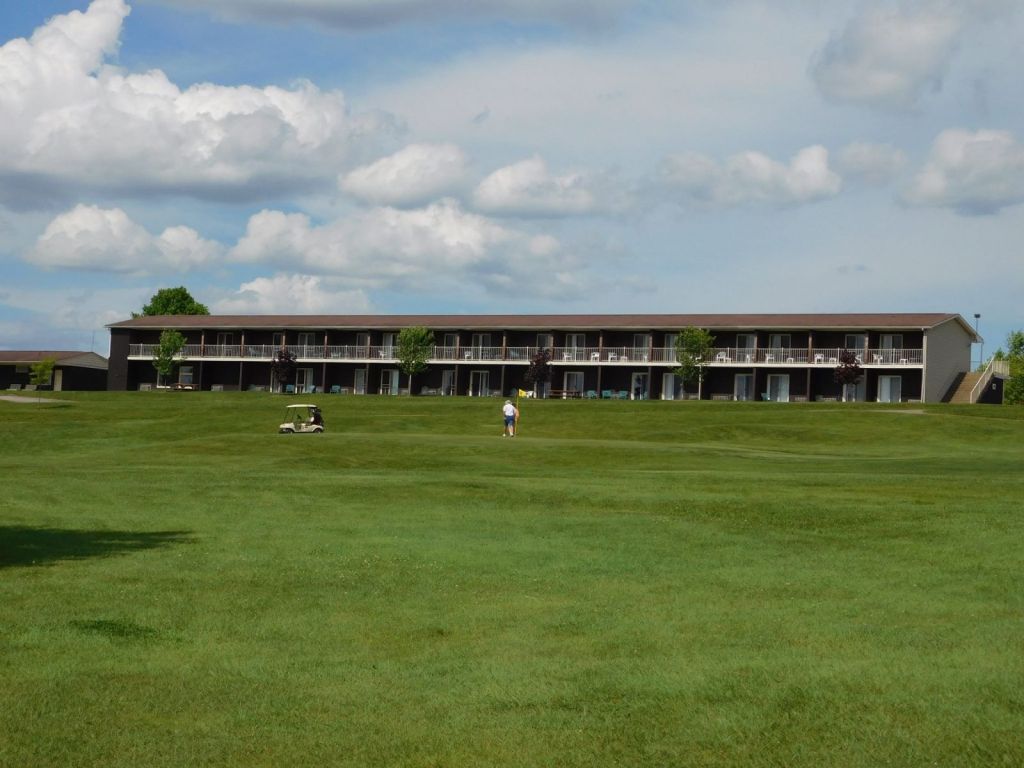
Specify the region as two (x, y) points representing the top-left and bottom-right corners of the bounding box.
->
(1, 393), (1022, 767)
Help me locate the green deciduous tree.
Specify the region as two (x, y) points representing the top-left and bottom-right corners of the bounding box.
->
(674, 327), (714, 398)
(136, 287), (209, 317)
(153, 330), (186, 386)
(29, 357), (56, 389)
(1003, 330), (1024, 405)
(397, 327), (435, 394)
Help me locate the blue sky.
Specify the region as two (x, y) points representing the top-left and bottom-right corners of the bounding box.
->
(0, 0), (1021, 359)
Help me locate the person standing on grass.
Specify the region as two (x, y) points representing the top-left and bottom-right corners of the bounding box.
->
(502, 399), (519, 437)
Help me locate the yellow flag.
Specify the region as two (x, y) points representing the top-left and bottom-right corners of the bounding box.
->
(517, 389), (529, 398)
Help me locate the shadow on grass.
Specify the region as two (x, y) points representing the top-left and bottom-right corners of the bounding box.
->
(0, 526), (194, 568)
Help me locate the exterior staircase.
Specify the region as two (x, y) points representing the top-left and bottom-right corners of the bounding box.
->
(945, 371), (982, 403)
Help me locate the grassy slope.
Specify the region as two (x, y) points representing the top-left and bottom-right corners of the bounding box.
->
(1, 393), (1022, 767)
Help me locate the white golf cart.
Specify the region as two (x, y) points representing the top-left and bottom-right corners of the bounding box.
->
(279, 403), (325, 434)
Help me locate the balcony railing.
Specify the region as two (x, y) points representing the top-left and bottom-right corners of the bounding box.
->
(126, 343), (925, 367)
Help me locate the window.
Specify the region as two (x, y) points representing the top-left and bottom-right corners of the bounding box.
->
(768, 334), (791, 350)
(297, 332), (317, 347)
(880, 334), (903, 350)
(536, 333), (553, 350)
(179, 366), (194, 386)
(845, 334), (867, 350)
(272, 332), (286, 348)
(356, 333), (370, 348)
(216, 332), (234, 346)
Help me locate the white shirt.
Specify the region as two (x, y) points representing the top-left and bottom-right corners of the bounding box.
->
(502, 403), (516, 417)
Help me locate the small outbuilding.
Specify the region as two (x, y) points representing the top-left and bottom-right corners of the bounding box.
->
(0, 351), (108, 392)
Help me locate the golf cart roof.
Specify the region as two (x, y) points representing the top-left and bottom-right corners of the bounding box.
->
(285, 403), (319, 409)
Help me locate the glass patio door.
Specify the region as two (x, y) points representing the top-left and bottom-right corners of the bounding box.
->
(564, 371), (584, 396)
(295, 367), (314, 393)
(471, 334), (491, 359)
(380, 369), (399, 395)
(766, 374), (790, 402)
(736, 334), (755, 362)
(662, 372), (677, 400)
(630, 372), (649, 400)
(441, 369), (455, 396)
(354, 369), (367, 395)
(878, 376), (902, 403)
(734, 374), (754, 401)
(469, 371), (489, 397)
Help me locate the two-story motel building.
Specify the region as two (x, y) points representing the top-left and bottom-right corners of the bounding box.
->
(106, 313), (980, 403)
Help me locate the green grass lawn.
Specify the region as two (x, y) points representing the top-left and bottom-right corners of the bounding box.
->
(1, 393), (1022, 767)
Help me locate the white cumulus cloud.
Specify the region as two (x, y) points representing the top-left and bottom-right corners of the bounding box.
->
(340, 143), (470, 207)
(0, 0), (389, 202)
(27, 204), (223, 272)
(214, 274), (373, 314)
(228, 199), (569, 293)
(904, 129), (1024, 214)
(473, 155), (627, 216)
(657, 145), (842, 208)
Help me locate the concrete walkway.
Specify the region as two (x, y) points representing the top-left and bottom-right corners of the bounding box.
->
(0, 395), (69, 404)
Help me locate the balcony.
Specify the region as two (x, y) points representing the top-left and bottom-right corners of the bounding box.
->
(126, 343), (924, 367)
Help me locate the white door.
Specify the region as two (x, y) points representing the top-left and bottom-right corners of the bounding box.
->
(766, 374), (790, 402)
(662, 372), (677, 400)
(53, 369), (63, 392)
(380, 369), (399, 395)
(878, 376), (902, 403)
(630, 372), (649, 400)
(354, 368), (367, 395)
(734, 374), (754, 401)
(469, 371), (489, 397)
